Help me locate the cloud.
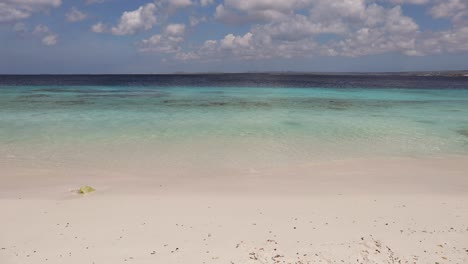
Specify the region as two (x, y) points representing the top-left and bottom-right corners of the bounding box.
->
(196, 32), (321, 61)
(164, 23), (186, 35)
(386, 0), (430, 4)
(139, 34), (184, 53)
(200, 0), (215, 6)
(215, 0), (313, 24)
(175, 51), (200, 61)
(136, 0), (467, 62)
(313, 4), (421, 57)
(220, 32), (253, 49)
(95, 0), (196, 36)
(91, 22), (108, 33)
(189, 15), (207, 26)
(0, 3), (30, 22)
(139, 23), (186, 53)
(33, 24), (50, 34)
(66, 7), (87, 22)
(213, 0), (430, 26)
(111, 3), (157, 35)
(417, 26), (468, 54)
(430, 0), (468, 25)
(251, 14), (347, 42)
(220, 0), (311, 13)
(214, 4), (287, 24)
(42, 34), (58, 46)
(168, 0), (193, 8)
(173, 0), (428, 61)
(0, 0), (61, 23)
(33, 24), (58, 46)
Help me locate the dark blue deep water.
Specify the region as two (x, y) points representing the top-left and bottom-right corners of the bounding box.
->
(0, 74), (467, 89)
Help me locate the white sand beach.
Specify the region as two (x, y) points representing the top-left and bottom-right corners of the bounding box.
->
(2, 0), (468, 261)
(1, 156), (468, 264)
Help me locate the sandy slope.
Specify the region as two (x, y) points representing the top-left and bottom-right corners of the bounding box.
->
(1, 156), (468, 264)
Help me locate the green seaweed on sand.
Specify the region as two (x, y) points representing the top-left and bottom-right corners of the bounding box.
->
(78, 186), (96, 194)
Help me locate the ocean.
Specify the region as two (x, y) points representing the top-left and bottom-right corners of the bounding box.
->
(1, 74), (468, 173)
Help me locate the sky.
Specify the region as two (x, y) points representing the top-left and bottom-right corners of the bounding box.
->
(0, 0), (467, 73)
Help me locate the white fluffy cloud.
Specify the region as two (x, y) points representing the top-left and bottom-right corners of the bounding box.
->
(33, 24), (58, 46)
(95, 0), (196, 36)
(91, 22), (107, 33)
(320, 5), (421, 56)
(225, 0), (312, 11)
(189, 15), (207, 26)
(0, 0), (61, 23)
(111, 3), (157, 35)
(185, 0), (468, 61)
(164, 23), (186, 35)
(139, 23), (187, 53)
(168, 0), (193, 8)
(214, 0), (317, 24)
(387, 0), (430, 4)
(430, 0), (468, 25)
(220, 32), (253, 49)
(103, 0), (467, 62)
(41, 33), (58, 46)
(139, 34), (183, 53)
(417, 26), (468, 54)
(252, 14), (346, 42)
(0, 3), (29, 22)
(66, 7), (87, 22)
(196, 1), (420, 59)
(195, 31), (320, 60)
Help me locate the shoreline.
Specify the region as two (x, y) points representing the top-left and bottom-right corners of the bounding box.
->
(2, 155), (468, 198)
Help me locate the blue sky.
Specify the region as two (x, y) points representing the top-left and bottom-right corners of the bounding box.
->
(1, 0), (467, 73)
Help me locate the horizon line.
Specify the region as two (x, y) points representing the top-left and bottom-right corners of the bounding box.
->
(1, 70), (468, 76)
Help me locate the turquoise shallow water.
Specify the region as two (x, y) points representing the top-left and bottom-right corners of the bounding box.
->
(1, 83), (468, 170)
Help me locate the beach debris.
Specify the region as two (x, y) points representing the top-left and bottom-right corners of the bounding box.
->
(78, 185), (96, 194)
